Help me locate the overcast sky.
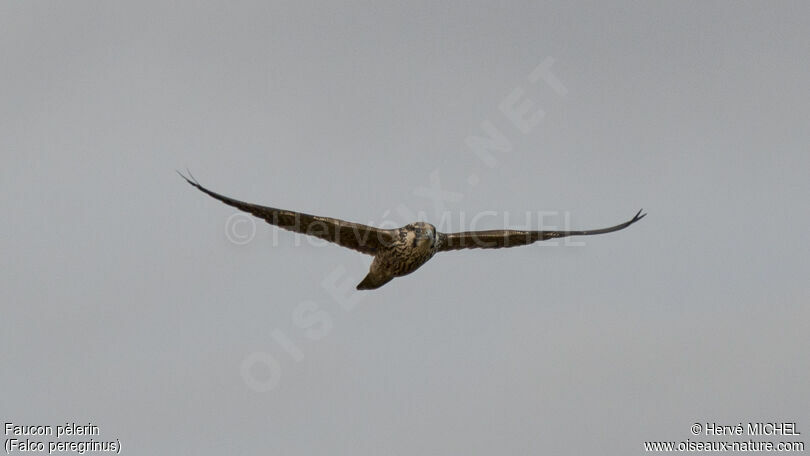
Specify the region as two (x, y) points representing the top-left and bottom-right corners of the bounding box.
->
(2, 1), (808, 455)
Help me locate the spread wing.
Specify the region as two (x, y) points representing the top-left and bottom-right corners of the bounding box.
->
(437, 210), (645, 252)
(178, 171), (395, 255)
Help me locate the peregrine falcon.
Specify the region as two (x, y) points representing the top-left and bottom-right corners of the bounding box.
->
(179, 172), (645, 290)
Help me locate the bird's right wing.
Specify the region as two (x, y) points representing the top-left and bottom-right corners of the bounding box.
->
(437, 210), (645, 251)
(179, 172), (396, 255)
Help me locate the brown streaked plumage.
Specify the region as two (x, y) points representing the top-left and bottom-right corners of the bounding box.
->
(179, 172), (646, 290)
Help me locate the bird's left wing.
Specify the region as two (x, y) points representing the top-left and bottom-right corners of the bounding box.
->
(179, 172), (396, 255)
(437, 210), (645, 252)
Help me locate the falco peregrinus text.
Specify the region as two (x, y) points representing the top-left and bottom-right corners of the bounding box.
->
(179, 172), (645, 290)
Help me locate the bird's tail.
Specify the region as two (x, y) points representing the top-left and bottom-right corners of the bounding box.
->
(356, 272), (393, 290)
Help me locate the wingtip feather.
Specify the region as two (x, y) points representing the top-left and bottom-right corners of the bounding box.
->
(177, 169), (202, 189)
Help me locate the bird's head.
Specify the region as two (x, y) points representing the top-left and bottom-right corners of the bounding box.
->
(409, 222), (437, 247)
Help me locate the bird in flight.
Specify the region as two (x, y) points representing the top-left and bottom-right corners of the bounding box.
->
(179, 172), (645, 290)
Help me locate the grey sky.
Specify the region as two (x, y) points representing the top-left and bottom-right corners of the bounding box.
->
(2, 1), (808, 454)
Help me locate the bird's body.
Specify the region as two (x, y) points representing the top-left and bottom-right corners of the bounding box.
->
(178, 172), (645, 290)
(358, 222), (439, 289)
